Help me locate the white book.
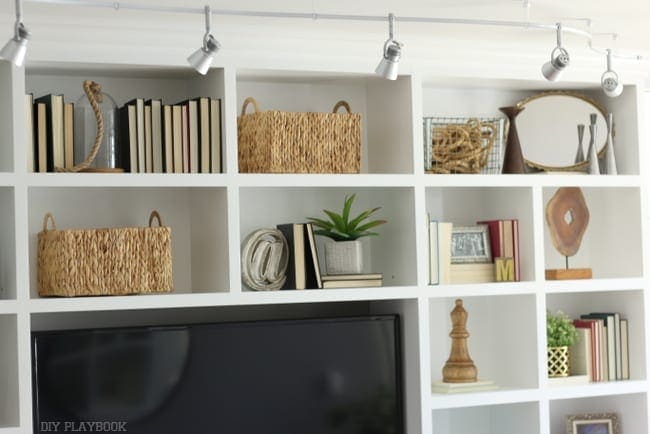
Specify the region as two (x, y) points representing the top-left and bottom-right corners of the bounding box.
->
(429, 219), (439, 285)
(150, 99), (163, 173)
(432, 380), (497, 394)
(438, 222), (453, 285)
(570, 327), (592, 379)
(25, 94), (34, 172)
(210, 98), (221, 173)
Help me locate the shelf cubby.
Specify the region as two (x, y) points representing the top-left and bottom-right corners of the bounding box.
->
(0, 314), (18, 428)
(238, 187), (417, 290)
(429, 295), (538, 391)
(425, 186), (535, 282)
(24, 65), (227, 173)
(545, 289), (646, 382)
(432, 401), (540, 434)
(422, 83), (641, 176)
(549, 392), (647, 434)
(543, 187), (642, 279)
(0, 188), (15, 300)
(27, 186), (230, 297)
(236, 70), (414, 174)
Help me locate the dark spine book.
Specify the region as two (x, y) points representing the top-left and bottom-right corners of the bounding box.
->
(304, 223), (322, 289)
(276, 224), (296, 290)
(117, 105), (131, 172)
(33, 94), (55, 172)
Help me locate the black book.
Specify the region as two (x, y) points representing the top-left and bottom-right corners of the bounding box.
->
(117, 105), (131, 172)
(304, 223), (322, 289)
(276, 223), (306, 290)
(34, 94), (64, 172)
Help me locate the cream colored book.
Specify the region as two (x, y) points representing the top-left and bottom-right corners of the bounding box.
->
(450, 263), (494, 284)
(438, 222), (453, 284)
(63, 102), (74, 169)
(25, 94), (34, 172)
(144, 104), (152, 173)
(570, 327), (592, 379)
(322, 279), (382, 289)
(432, 380), (498, 394)
(172, 105), (183, 173)
(548, 375), (590, 387)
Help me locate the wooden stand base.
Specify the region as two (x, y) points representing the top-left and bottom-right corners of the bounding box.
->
(545, 268), (592, 280)
(80, 168), (124, 173)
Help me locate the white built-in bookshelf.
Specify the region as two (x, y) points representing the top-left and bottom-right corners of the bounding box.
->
(0, 52), (648, 434)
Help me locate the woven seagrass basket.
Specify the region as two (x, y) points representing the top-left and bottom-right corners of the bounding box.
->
(238, 97), (361, 173)
(37, 211), (173, 297)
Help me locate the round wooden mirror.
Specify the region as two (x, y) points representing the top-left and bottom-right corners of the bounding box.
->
(516, 91), (607, 171)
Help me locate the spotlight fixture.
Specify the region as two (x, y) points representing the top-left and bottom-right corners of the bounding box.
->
(375, 13), (402, 80)
(187, 5), (221, 75)
(601, 49), (623, 98)
(541, 23), (569, 82)
(1, 0), (31, 67)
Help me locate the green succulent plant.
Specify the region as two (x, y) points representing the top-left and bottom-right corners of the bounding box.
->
(547, 310), (578, 347)
(307, 194), (387, 242)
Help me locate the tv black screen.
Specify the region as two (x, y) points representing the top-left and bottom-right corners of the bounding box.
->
(32, 315), (403, 434)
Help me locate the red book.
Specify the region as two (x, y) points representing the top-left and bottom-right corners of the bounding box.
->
(574, 319), (599, 382)
(477, 220), (504, 259)
(478, 219), (520, 281)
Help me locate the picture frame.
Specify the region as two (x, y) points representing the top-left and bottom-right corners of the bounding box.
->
(450, 225), (492, 264)
(566, 413), (620, 434)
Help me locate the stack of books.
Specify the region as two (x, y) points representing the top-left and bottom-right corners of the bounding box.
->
(570, 312), (630, 383)
(275, 222), (383, 290)
(25, 93), (223, 174)
(25, 93), (75, 172)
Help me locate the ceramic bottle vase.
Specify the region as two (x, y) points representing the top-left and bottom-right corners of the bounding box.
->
(499, 106), (526, 174)
(574, 124), (585, 164)
(603, 113), (618, 175)
(586, 113), (600, 175)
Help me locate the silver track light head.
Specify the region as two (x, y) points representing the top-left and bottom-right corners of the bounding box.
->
(375, 40), (402, 80)
(601, 50), (623, 98)
(188, 5), (220, 75)
(542, 23), (569, 82)
(375, 13), (402, 80)
(1, 1), (30, 67)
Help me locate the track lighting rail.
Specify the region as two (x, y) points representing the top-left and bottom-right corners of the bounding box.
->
(6, 0), (640, 96)
(22, 0), (612, 49)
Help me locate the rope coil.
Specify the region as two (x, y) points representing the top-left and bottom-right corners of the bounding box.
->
(428, 119), (496, 174)
(55, 80), (105, 173)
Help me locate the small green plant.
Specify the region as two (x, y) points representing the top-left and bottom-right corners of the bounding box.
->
(307, 194), (387, 242)
(547, 310), (578, 347)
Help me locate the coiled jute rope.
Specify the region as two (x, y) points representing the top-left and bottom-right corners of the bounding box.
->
(55, 80), (104, 173)
(428, 119), (496, 174)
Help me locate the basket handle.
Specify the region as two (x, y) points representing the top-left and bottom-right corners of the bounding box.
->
(241, 97), (260, 116)
(42, 213), (56, 231)
(149, 211), (163, 227)
(332, 101), (352, 114)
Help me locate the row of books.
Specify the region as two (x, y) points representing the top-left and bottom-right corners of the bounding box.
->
(119, 97), (222, 174)
(428, 218), (520, 285)
(276, 223), (382, 290)
(25, 94), (75, 172)
(570, 313), (630, 383)
(25, 93), (223, 174)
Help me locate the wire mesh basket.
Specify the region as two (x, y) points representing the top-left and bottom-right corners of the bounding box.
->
(423, 116), (507, 174)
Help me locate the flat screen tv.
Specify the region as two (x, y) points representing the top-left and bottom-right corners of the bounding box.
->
(32, 315), (403, 434)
